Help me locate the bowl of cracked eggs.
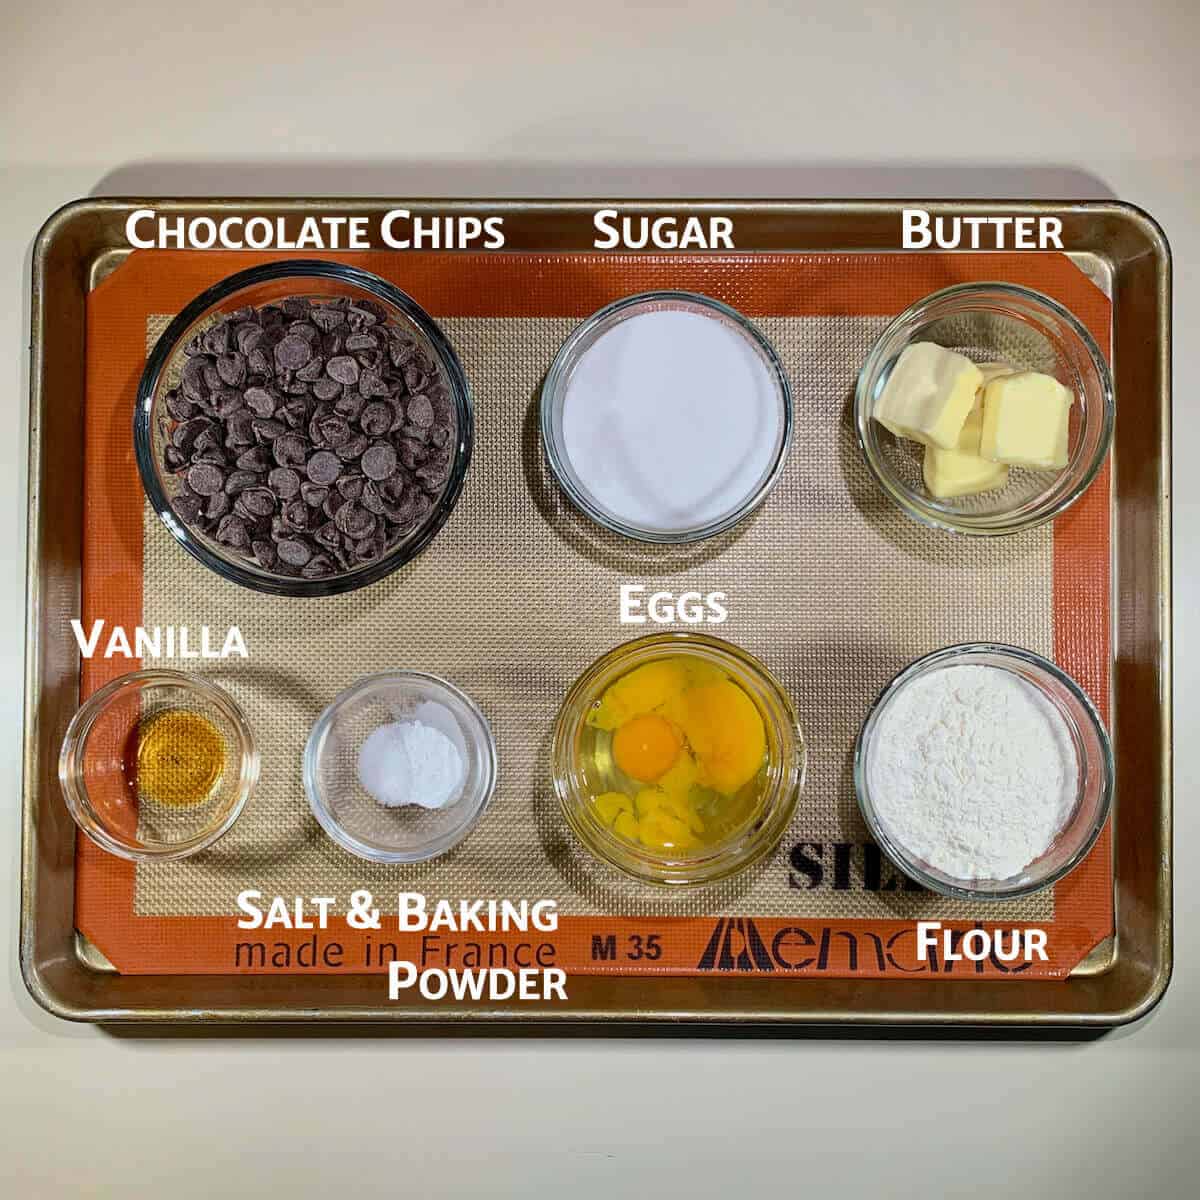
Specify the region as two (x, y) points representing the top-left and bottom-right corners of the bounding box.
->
(552, 632), (805, 885)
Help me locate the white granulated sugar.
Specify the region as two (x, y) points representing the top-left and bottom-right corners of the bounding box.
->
(357, 718), (465, 810)
(561, 309), (782, 532)
(866, 664), (1078, 881)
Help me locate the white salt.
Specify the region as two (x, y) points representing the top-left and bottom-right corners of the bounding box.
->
(357, 718), (465, 810)
(560, 309), (783, 533)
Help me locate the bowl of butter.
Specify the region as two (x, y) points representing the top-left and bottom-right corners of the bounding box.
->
(854, 283), (1113, 535)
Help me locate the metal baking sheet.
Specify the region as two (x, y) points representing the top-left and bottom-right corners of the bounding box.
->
(21, 199), (1172, 1026)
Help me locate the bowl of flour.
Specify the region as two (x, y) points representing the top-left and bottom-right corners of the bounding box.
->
(855, 643), (1113, 899)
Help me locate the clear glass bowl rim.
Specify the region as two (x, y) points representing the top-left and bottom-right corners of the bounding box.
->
(57, 668), (260, 862)
(540, 290), (795, 544)
(853, 642), (1114, 900)
(303, 670), (498, 864)
(552, 631), (806, 886)
(134, 258), (474, 596)
(853, 281), (1115, 536)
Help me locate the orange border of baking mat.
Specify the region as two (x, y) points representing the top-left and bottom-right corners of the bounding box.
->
(77, 250), (1112, 979)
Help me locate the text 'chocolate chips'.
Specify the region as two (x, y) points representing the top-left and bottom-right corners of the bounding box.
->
(158, 295), (457, 580)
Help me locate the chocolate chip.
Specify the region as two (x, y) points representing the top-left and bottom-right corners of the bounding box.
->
(311, 306), (342, 332)
(224, 469), (262, 494)
(334, 391), (366, 421)
(316, 414), (351, 446)
(313, 377), (343, 402)
(252, 539), (277, 569)
(326, 356), (360, 385)
(226, 412), (256, 444)
(359, 368), (389, 398)
(172, 418), (211, 454)
(360, 401), (392, 437)
(275, 335), (312, 369)
(281, 400), (308, 429)
(276, 538), (312, 567)
(334, 501), (375, 539)
(174, 493), (203, 522)
(236, 324), (266, 355)
(407, 394), (434, 428)
(252, 418), (286, 442)
(205, 488), (231, 520)
(165, 390), (196, 421)
(296, 356), (326, 382)
(274, 434), (308, 468)
(187, 463), (225, 496)
(361, 443), (398, 481)
(240, 487), (277, 517)
(216, 515), (249, 548)
(217, 352), (247, 387)
(335, 433), (369, 462)
(302, 554), (335, 579)
(244, 386), (277, 417)
(268, 467), (301, 499)
(361, 481), (386, 515)
(300, 482), (328, 508)
(314, 521), (340, 550)
(212, 387), (244, 418)
(337, 474), (365, 502)
(283, 499), (309, 529)
(306, 450), (341, 485)
(202, 324), (230, 356)
(236, 445), (273, 473)
(398, 438), (424, 470)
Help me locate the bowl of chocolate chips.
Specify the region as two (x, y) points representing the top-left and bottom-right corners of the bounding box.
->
(135, 260), (472, 595)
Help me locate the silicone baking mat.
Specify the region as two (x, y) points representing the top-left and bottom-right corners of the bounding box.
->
(76, 250), (1112, 978)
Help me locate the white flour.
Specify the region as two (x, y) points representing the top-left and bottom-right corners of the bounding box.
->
(865, 664), (1078, 881)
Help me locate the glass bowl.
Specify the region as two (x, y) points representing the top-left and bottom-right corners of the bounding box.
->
(540, 291), (793, 543)
(58, 670), (259, 861)
(135, 259), (473, 596)
(552, 633), (805, 886)
(854, 283), (1113, 535)
(304, 672), (497, 863)
(854, 644), (1113, 900)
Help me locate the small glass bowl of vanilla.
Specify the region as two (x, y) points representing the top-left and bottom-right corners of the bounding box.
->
(552, 633), (805, 885)
(58, 669), (259, 861)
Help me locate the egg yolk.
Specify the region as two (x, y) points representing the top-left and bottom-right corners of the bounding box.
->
(612, 714), (681, 783)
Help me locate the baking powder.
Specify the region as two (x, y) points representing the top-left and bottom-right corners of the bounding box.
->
(865, 664), (1078, 881)
(357, 716), (465, 810)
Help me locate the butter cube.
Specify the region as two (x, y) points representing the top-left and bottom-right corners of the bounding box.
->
(873, 342), (983, 449)
(979, 371), (1073, 469)
(923, 401), (1010, 498)
(977, 362), (1014, 386)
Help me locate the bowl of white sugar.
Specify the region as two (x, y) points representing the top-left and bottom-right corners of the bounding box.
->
(854, 644), (1112, 900)
(540, 292), (793, 543)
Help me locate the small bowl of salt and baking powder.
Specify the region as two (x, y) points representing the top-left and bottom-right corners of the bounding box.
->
(854, 644), (1112, 900)
(304, 672), (497, 863)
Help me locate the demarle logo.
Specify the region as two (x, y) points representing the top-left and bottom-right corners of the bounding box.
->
(697, 918), (775, 971)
